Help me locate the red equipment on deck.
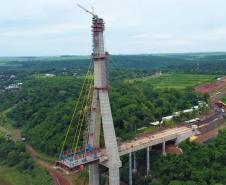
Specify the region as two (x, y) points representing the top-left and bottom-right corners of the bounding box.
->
(56, 145), (104, 173)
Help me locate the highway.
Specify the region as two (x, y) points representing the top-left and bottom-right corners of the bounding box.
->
(197, 112), (223, 127)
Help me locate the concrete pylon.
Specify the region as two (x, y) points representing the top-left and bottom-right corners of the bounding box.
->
(89, 90), (101, 185)
(88, 16), (121, 185)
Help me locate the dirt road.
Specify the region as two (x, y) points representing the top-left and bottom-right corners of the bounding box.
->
(26, 145), (71, 185)
(196, 77), (226, 94)
(0, 123), (71, 185)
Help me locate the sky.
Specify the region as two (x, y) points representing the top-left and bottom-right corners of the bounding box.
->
(0, 0), (226, 56)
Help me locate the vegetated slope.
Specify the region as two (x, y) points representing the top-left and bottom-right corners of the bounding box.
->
(150, 130), (226, 185)
(111, 80), (207, 140)
(0, 72), (207, 155)
(5, 76), (83, 155)
(119, 129), (226, 185)
(0, 165), (53, 185)
(0, 136), (53, 185)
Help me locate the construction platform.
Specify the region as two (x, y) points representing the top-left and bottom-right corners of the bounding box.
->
(56, 145), (107, 172)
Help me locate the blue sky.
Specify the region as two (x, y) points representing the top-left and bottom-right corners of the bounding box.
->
(0, 0), (226, 56)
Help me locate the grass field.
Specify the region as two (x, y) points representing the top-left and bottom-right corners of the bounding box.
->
(0, 165), (53, 185)
(142, 73), (218, 89)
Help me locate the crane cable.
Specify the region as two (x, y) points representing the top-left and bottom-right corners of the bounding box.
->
(73, 79), (93, 156)
(72, 74), (93, 155)
(70, 71), (93, 151)
(59, 63), (92, 159)
(83, 98), (93, 156)
(71, 71), (93, 152)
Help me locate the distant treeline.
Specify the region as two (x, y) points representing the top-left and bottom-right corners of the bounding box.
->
(1, 53), (226, 75)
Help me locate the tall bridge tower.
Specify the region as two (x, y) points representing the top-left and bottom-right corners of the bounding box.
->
(81, 6), (122, 185)
(85, 9), (196, 185)
(56, 5), (197, 185)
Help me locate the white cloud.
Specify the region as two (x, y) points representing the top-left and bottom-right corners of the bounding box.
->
(1, 0), (226, 56)
(0, 22), (87, 37)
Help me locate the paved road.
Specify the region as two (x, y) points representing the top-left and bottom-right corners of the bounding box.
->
(197, 112), (223, 126)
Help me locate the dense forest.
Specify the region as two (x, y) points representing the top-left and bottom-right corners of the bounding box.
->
(0, 53), (226, 185)
(111, 82), (206, 139)
(1, 52), (226, 74)
(153, 132), (226, 185)
(0, 74), (206, 155)
(0, 53), (217, 155)
(0, 136), (33, 171)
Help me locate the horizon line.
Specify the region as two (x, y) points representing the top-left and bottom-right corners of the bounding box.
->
(1, 50), (226, 58)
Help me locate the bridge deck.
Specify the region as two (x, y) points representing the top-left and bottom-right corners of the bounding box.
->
(118, 126), (193, 156)
(56, 126), (193, 172)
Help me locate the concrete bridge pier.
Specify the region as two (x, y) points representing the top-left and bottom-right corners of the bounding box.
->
(147, 146), (151, 175)
(109, 168), (120, 185)
(129, 152), (133, 185)
(147, 147), (150, 175)
(133, 152), (137, 172)
(89, 164), (99, 185)
(162, 141), (166, 156)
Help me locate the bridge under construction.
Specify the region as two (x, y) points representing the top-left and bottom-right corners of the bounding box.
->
(55, 4), (197, 185)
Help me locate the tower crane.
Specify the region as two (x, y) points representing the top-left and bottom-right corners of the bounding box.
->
(77, 3), (97, 18)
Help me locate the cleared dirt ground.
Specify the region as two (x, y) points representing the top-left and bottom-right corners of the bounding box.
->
(196, 77), (226, 93)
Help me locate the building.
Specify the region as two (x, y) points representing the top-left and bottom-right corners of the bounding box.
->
(45, 73), (56, 77)
(5, 84), (19, 90)
(150, 121), (161, 126)
(183, 109), (193, 113)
